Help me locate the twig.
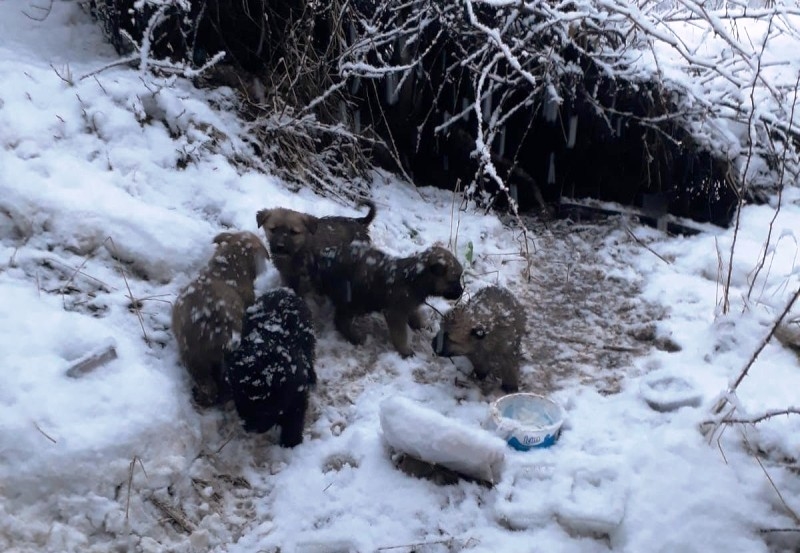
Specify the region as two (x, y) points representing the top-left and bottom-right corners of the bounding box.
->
(215, 431), (236, 454)
(148, 496), (196, 534)
(49, 63), (73, 86)
(625, 226), (671, 265)
(722, 14), (774, 315)
(449, 179), (463, 253)
(104, 237), (150, 346)
(377, 537), (454, 551)
(32, 421), (57, 444)
(126, 455), (148, 520)
(740, 427), (800, 525)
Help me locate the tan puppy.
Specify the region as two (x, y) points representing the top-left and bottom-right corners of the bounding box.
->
(255, 201), (376, 295)
(432, 285), (527, 392)
(313, 242), (464, 357)
(171, 231), (269, 407)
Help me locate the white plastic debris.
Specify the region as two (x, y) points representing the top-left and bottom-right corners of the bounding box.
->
(379, 396), (507, 484)
(639, 369), (703, 412)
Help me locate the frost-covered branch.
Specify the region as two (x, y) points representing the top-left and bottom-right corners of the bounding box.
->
(706, 286), (800, 432)
(705, 407), (800, 427)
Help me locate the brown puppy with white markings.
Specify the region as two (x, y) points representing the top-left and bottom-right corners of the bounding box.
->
(256, 201), (376, 296)
(314, 242), (464, 357)
(432, 285), (526, 392)
(171, 231), (269, 407)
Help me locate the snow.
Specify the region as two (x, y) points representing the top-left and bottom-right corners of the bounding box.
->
(1, 1), (799, 552)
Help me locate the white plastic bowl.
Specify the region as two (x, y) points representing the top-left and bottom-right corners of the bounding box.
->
(487, 393), (565, 451)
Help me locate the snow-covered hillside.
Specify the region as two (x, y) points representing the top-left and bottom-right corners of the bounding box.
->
(1, 2), (799, 552)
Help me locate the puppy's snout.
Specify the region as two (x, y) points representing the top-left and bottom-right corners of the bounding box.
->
(432, 331), (448, 355)
(271, 237), (291, 255)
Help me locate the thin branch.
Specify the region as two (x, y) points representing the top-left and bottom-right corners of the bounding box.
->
(740, 427), (800, 526)
(708, 286), (800, 420)
(625, 226), (671, 265)
(33, 421), (57, 444)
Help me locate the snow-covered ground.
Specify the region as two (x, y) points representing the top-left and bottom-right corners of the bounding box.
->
(1, 2), (799, 552)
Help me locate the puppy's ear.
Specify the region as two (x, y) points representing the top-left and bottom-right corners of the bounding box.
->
(303, 215), (318, 234)
(256, 209), (271, 229)
(213, 232), (234, 246)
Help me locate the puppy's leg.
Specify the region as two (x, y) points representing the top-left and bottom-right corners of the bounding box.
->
(278, 392), (309, 447)
(472, 365), (491, 381)
(384, 309), (414, 358)
(498, 361), (520, 393)
(192, 359), (221, 407)
(334, 309), (365, 345)
(407, 308), (424, 331)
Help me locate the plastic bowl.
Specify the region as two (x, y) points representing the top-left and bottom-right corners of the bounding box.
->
(487, 393), (565, 451)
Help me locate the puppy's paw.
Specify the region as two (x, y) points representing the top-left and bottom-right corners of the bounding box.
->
(344, 331), (366, 346)
(407, 311), (424, 331)
(397, 347), (415, 359)
(192, 385), (219, 408)
(500, 382), (519, 393)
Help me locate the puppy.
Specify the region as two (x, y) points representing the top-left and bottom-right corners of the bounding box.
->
(225, 288), (316, 447)
(314, 242), (464, 357)
(432, 285), (526, 392)
(171, 231), (269, 407)
(255, 201), (376, 295)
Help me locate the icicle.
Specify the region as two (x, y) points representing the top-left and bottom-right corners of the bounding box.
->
(510, 183), (518, 204)
(497, 126), (506, 158)
(385, 72), (398, 106)
(350, 76), (361, 95)
(544, 87), (559, 124)
(567, 115), (578, 149)
(339, 100), (348, 125)
(354, 109), (361, 134)
(482, 92), (492, 123)
(547, 152), (556, 185)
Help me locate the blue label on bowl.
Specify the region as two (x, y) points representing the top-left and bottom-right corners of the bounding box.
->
(507, 432), (558, 451)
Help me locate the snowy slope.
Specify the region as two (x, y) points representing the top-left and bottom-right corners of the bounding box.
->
(1, 2), (799, 552)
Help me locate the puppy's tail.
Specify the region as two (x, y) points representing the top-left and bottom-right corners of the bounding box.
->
(356, 200), (377, 226)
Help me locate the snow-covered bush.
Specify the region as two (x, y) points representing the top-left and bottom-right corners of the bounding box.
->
(82, 0), (800, 223)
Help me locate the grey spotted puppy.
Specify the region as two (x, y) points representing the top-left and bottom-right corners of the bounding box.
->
(314, 242), (464, 357)
(432, 285), (526, 392)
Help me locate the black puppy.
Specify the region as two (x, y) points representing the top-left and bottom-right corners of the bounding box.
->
(225, 288), (316, 447)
